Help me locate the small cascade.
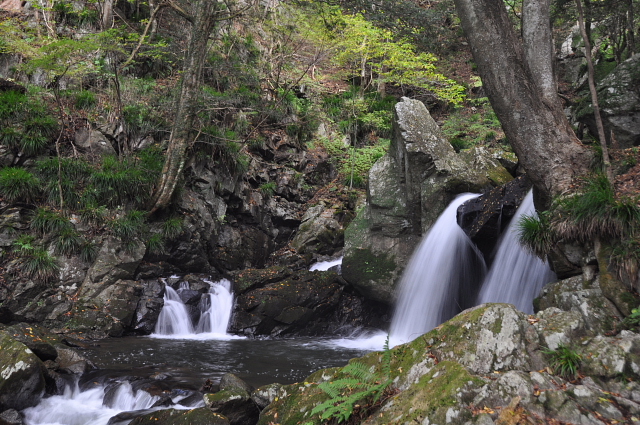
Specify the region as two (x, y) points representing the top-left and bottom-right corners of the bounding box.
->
(22, 381), (185, 425)
(195, 279), (234, 334)
(154, 284), (195, 335)
(476, 191), (556, 313)
(309, 256), (343, 272)
(389, 193), (487, 344)
(153, 278), (238, 339)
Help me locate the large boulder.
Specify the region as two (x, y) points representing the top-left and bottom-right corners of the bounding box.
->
(342, 97), (511, 304)
(129, 408), (229, 425)
(0, 331), (47, 411)
(230, 268), (343, 337)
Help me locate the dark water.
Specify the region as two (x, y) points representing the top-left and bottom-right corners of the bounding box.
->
(83, 335), (371, 389)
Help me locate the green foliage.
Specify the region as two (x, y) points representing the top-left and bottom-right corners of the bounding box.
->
(161, 218), (183, 240)
(0, 90), (58, 157)
(74, 90), (97, 109)
(259, 181), (277, 197)
(12, 235), (59, 282)
(31, 208), (72, 235)
(52, 228), (83, 256)
(0, 167), (41, 203)
(107, 210), (147, 240)
(314, 136), (389, 186)
(441, 106), (503, 149)
(623, 307), (640, 330)
(517, 212), (556, 260)
(543, 344), (582, 380)
(146, 233), (166, 254)
(79, 240), (98, 263)
(306, 6), (465, 105)
(554, 173), (640, 241)
(308, 337), (393, 424)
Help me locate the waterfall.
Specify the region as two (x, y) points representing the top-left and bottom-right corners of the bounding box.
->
(195, 279), (234, 334)
(153, 278), (236, 338)
(476, 191), (556, 313)
(389, 193), (487, 344)
(154, 284), (195, 335)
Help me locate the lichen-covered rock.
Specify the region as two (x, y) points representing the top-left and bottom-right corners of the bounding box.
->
(219, 373), (253, 393)
(132, 279), (165, 334)
(2, 323), (61, 362)
(0, 331), (46, 411)
(251, 383), (286, 409)
(128, 408), (230, 425)
(534, 307), (587, 350)
(579, 331), (640, 379)
(536, 275), (622, 335)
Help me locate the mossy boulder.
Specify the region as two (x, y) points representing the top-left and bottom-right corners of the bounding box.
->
(129, 408), (230, 425)
(205, 388), (260, 425)
(0, 331), (47, 410)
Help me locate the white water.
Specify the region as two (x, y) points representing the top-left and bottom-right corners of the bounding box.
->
(152, 278), (242, 340)
(21, 381), (196, 425)
(309, 256), (343, 271)
(389, 193), (486, 345)
(476, 191), (556, 313)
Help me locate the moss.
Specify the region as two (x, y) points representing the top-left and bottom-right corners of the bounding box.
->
(344, 248), (396, 283)
(367, 361), (483, 424)
(486, 165), (514, 185)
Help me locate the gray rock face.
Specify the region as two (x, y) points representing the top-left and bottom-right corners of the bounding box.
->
(342, 97), (511, 304)
(578, 54), (640, 148)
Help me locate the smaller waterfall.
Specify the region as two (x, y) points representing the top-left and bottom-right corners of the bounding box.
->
(476, 191), (556, 313)
(154, 285), (194, 335)
(153, 278), (239, 339)
(195, 279), (234, 334)
(309, 256), (343, 272)
(389, 193), (486, 344)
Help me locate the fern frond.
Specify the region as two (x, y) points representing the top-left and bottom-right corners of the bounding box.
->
(342, 362), (376, 382)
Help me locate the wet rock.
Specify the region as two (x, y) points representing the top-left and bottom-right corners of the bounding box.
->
(128, 408), (230, 425)
(132, 279), (165, 335)
(54, 344), (95, 375)
(230, 270), (343, 337)
(0, 331), (46, 411)
(204, 389), (260, 425)
(457, 175), (532, 257)
(0, 409), (23, 425)
(219, 373), (253, 393)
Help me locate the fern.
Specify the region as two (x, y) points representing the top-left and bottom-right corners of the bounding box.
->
(310, 335), (393, 423)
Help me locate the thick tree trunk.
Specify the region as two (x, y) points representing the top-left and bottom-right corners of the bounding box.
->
(453, 0), (592, 207)
(149, 0), (219, 213)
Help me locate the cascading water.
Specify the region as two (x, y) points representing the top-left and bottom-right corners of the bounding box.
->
(153, 278), (237, 339)
(22, 381), (201, 425)
(195, 279), (234, 334)
(476, 190), (556, 313)
(389, 193), (487, 345)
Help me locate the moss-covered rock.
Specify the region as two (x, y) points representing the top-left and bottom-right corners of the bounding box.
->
(0, 330), (47, 410)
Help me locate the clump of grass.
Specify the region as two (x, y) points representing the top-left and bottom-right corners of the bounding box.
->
(107, 209), (147, 240)
(52, 228), (83, 256)
(518, 211), (556, 260)
(12, 235), (59, 282)
(162, 217), (183, 240)
(553, 173), (640, 241)
(259, 181), (277, 197)
(31, 207), (71, 235)
(543, 344), (581, 380)
(0, 167), (41, 203)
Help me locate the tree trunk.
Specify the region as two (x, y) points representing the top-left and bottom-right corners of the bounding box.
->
(452, 0), (592, 207)
(148, 0), (219, 213)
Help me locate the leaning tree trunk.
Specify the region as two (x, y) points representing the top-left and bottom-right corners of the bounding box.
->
(453, 0), (593, 207)
(148, 0), (219, 213)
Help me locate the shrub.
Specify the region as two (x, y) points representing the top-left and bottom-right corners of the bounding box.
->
(0, 167), (40, 203)
(74, 90), (97, 109)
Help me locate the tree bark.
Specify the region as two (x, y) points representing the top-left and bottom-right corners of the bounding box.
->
(452, 0), (592, 207)
(148, 0), (219, 213)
